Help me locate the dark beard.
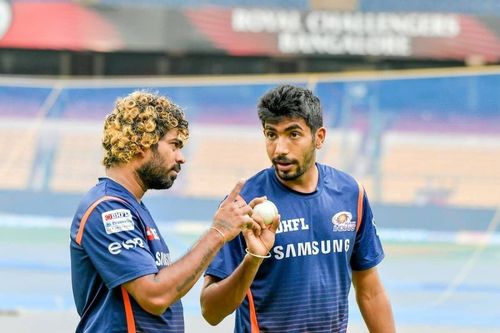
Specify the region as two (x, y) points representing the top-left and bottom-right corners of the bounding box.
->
(137, 152), (180, 190)
(272, 146), (315, 182)
(273, 161), (306, 181)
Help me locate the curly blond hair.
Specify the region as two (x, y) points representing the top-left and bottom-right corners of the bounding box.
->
(102, 90), (189, 168)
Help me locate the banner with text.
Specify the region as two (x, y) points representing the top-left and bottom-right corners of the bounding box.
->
(0, 2), (498, 62)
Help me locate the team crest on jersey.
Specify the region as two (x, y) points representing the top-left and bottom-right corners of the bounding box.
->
(102, 209), (134, 234)
(331, 211), (355, 232)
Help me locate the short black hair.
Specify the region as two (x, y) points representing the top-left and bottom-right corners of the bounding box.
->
(257, 84), (323, 133)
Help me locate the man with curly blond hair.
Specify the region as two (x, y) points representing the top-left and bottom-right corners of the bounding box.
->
(70, 91), (280, 333)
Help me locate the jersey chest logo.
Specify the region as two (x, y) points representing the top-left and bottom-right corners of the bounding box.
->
(331, 211), (355, 232)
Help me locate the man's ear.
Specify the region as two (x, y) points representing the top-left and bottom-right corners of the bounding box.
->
(315, 127), (326, 149)
(136, 147), (149, 159)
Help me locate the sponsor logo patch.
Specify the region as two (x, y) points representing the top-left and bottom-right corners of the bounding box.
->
(102, 209), (134, 234)
(331, 211), (355, 232)
(146, 227), (160, 240)
(108, 237), (145, 255)
(155, 251), (172, 266)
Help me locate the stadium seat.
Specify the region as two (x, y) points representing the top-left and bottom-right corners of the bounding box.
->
(381, 132), (500, 207)
(183, 126), (269, 198)
(318, 130), (362, 172)
(0, 129), (37, 189)
(49, 131), (103, 193)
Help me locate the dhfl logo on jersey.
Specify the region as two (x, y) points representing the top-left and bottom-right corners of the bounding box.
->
(146, 227), (160, 240)
(104, 210), (130, 221)
(101, 209), (134, 234)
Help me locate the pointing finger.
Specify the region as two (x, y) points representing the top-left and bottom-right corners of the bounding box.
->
(225, 179), (246, 204)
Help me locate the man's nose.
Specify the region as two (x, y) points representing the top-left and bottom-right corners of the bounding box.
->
(177, 150), (186, 164)
(274, 137), (289, 155)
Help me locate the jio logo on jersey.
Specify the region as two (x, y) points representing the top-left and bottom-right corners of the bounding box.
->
(331, 211), (355, 232)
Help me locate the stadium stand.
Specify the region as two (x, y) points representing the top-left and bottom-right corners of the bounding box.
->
(0, 128), (37, 189)
(0, 70), (498, 209)
(318, 130), (362, 172)
(317, 128), (380, 200)
(183, 126), (269, 197)
(183, 127), (365, 199)
(381, 132), (500, 208)
(49, 131), (103, 193)
(317, 73), (500, 119)
(0, 86), (51, 118)
(47, 88), (129, 120)
(47, 83), (277, 124)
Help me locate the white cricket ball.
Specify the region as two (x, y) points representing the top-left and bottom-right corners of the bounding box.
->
(252, 200), (278, 225)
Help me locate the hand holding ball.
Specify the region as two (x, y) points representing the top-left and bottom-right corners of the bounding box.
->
(252, 200), (278, 225)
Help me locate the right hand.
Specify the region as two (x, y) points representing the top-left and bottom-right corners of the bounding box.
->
(242, 198), (280, 257)
(211, 179), (253, 242)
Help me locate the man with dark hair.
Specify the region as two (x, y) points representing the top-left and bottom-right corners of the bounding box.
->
(200, 84), (395, 332)
(70, 91), (279, 333)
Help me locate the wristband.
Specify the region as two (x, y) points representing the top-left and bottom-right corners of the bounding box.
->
(245, 248), (271, 259)
(210, 226), (226, 243)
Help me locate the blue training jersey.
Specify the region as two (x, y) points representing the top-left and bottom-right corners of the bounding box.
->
(206, 163), (384, 333)
(70, 178), (184, 333)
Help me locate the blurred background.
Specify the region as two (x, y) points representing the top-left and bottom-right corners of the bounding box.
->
(0, 0), (499, 332)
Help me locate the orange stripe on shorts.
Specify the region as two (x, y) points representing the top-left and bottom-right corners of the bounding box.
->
(246, 289), (260, 333)
(121, 286), (136, 333)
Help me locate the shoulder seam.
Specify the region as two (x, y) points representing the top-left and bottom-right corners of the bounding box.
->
(75, 195), (127, 246)
(355, 180), (364, 233)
